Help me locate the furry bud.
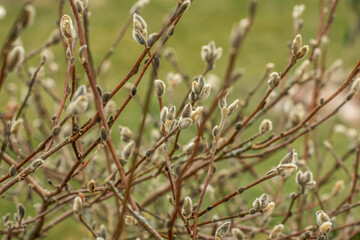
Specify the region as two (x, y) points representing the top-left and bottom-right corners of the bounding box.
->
(70, 95), (89, 116)
(332, 180), (344, 195)
(279, 149), (297, 165)
(130, 0), (149, 14)
(193, 76), (205, 95)
(319, 222), (332, 233)
(259, 119), (272, 134)
(0, 6), (5, 20)
(9, 165), (17, 177)
(99, 126), (108, 141)
(73, 196), (83, 215)
(17, 204), (25, 220)
(60, 15), (76, 43)
(176, 0), (190, 17)
(269, 224), (284, 239)
(122, 141), (135, 160)
(268, 72), (280, 89)
(78, 45), (87, 63)
(191, 106), (203, 124)
(119, 126), (133, 142)
(189, 90), (196, 102)
(179, 117), (193, 129)
(215, 221), (231, 240)
(218, 89), (229, 109)
(167, 25), (175, 37)
(51, 126), (61, 137)
(160, 107), (169, 124)
(73, 85), (87, 100)
(154, 79), (166, 97)
(232, 228), (245, 240)
(147, 32), (158, 47)
(125, 215), (137, 226)
(75, 0), (84, 14)
(19, 5), (35, 30)
(277, 163), (297, 178)
(132, 14), (147, 45)
(181, 103), (192, 118)
(198, 84), (211, 100)
(262, 202), (275, 216)
(181, 196), (193, 219)
(7, 46), (25, 72)
(316, 210), (331, 226)
(297, 45), (309, 60)
(351, 78), (360, 94)
(201, 41), (222, 68)
(30, 159), (44, 172)
(291, 34), (302, 56)
(102, 92), (111, 103)
(227, 99), (239, 116)
(130, 85), (137, 96)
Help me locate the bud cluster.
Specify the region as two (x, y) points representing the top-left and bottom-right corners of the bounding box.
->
(291, 34), (309, 60)
(189, 75), (211, 102)
(132, 14), (148, 45)
(295, 170), (316, 194)
(201, 41), (223, 70)
(273, 150), (298, 178)
(316, 210), (332, 234)
(250, 193), (275, 216)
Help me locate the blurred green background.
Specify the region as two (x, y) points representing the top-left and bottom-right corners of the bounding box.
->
(1, 0), (359, 123)
(1, 0), (359, 134)
(1, 0), (359, 93)
(0, 0), (359, 239)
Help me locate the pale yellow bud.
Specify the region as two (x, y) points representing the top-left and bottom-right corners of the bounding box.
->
(320, 222), (332, 233)
(259, 119), (272, 134)
(73, 197), (83, 215)
(332, 180), (344, 195)
(269, 224), (284, 239)
(60, 15), (76, 43)
(125, 215), (137, 225)
(268, 72), (280, 89)
(262, 202), (275, 216)
(296, 45), (309, 60)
